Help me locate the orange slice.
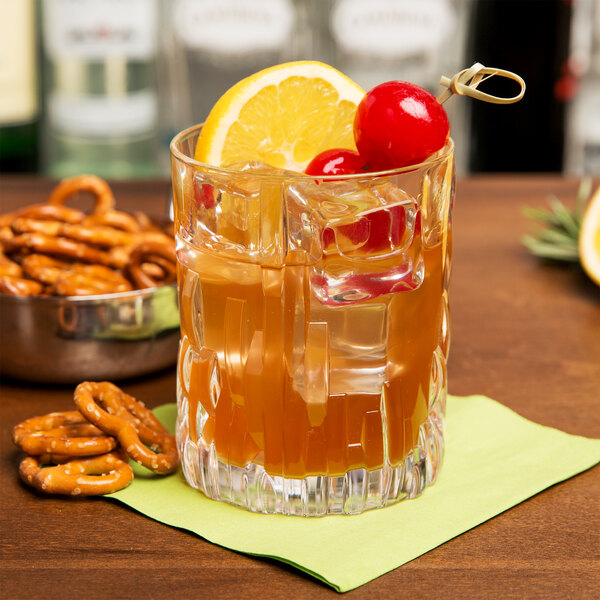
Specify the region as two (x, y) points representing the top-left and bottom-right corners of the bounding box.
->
(579, 184), (600, 286)
(194, 61), (365, 172)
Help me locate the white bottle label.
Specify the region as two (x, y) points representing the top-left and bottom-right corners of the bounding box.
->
(44, 0), (158, 60)
(0, 0), (37, 124)
(331, 0), (455, 58)
(49, 91), (158, 137)
(174, 0), (295, 55)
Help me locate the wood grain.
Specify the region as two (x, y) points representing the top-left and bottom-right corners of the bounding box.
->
(1, 175), (598, 599)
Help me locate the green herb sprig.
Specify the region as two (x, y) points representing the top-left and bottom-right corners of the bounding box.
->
(521, 178), (592, 262)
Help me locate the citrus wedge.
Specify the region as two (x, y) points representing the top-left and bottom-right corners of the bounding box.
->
(194, 61), (365, 172)
(579, 184), (600, 286)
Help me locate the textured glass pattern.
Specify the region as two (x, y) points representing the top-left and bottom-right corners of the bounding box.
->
(172, 126), (454, 515)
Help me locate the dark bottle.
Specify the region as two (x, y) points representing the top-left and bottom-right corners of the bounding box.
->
(0, 0), (40, 173)
(467, 0), (573, 172)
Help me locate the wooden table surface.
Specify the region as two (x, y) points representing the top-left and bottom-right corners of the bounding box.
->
(1, 175), (599, 599)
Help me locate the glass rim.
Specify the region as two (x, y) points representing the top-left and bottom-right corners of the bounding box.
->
(170, 123), (454, 181)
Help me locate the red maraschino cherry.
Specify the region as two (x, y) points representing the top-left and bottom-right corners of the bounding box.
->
(353, 81), (450, 170)
(305, 148), (367, 176)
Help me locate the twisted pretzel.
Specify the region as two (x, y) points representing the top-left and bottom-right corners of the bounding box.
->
(132, 210), (157, 231)
(0, 250), (22, 277)
(74, 381), (178, 474)
(1, 204), (86, 226)
(3, 233), (110, 264)
(62, 222), (134, 248)
(84, 209), (141, 233)
(11, 217), (134, 248)
(0, 175), (176, 297)
(13, 410), (117, 457)
(135, 230), (176, 246)
(139, 259), (174, 282)
(127, 241), (177, 289)
(0, 225), (14, 243)
(21, 254), (71, 285)
(106, 245), (132, 270)
(19, 451), (133, 496)
(0, 275), (43, 296)
(0, 213), (14, 228)
(51, 265), (133, 296)
(21, 254), (133, 296)
(106, 232), (175, 269)
(47, 174), (115, 214)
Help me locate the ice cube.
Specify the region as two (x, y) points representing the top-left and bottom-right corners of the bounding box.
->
(289, 177), (384, 224)
(310, 185), (424, 305)
(308, 301), (388, 395)
(323, 183), (417, 259)
(189, 162), (298, 261)
(285, 186), (324, 265)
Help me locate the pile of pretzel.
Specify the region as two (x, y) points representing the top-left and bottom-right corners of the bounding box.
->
(0, 174), (177, 296)
(13, 381), (179, 496)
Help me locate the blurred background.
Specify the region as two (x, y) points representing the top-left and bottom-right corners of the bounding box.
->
(0, 0), (598, 179)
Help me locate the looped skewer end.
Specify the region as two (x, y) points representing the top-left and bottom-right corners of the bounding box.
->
(437, 63), (526, 105)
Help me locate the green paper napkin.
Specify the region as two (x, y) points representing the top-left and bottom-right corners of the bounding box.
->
(107, 395), (600, 593)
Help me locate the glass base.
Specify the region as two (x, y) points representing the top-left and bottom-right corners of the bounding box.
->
(177, 395), (445, 516)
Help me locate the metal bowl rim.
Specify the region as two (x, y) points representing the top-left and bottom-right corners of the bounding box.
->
(0, 281), (178, 306)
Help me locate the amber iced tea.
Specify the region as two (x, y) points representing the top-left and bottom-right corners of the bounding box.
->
(172, 125), (453, 515)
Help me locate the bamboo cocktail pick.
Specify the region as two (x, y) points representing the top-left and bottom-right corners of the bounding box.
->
(437, 63), (526, 105)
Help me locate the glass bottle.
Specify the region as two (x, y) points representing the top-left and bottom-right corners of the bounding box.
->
(0, 0), (40, 173)
(169, 0), (299, 126)
(41, 0), (160, 179)
(467, 0), (573, 173)
(565, 0), (600, 175)
(328, 0), (473, 173)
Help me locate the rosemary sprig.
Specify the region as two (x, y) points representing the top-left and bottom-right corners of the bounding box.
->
(521, 178), (592, 263)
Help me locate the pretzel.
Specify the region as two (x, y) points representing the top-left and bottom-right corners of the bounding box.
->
(84, 209), (141, 233)
(135, 230), (175, 246)
(19, 451), (133, 496)
(0, 212), (14, 228)
(13, 410), (117, 457)
(73, 264), (132, 287)
(62, 222), (134, 248)
(0, 175), (176, 297)
(0, 275), (43, 296)
(3, 233), (110, 264)
(10, 217), (60, 236)
(51, 266), (133, 296)
(11, 218), (133, 248)
(47, 174), (115, 214)
(74, 381), (178, 474)
(132, 210), (158, 231)
(139, 261), (170, 281)
(105, 240), (173, 271)
(21, 254), (70, 285)
(0, 204), (86, 226)
(127, 241), (177, 289)
(20, 254), (133, 296)
(19, 203), (87, 224)
(0, 225), (15, 242)
(106, 245), (131, 270)
(105, 232), (175, 272)
(0, 250), (22, 277)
